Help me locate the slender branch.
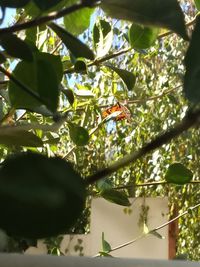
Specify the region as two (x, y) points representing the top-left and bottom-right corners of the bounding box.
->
(0, 66), (48, 107)
(0, 2), (87, 36)
(113, 180), (200, 190)
(64, 16), (196, 74)
(93, 202), (200, 257)
(86, 108), (200, 185)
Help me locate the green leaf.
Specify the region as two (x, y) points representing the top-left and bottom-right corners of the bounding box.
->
(0, 33), (33, 61)
(194, 0), (200, 11)
(0, 128), (43, 147)
(97, 178), (112, 192)
(0, 0), (30, 8)
(165, 163), (193, 185)
(0, 152), (86, 238)
(99, 251), (113, 257)
(33, 0), (63, 11)
(74, 59), (87, 73)
(184, 15), (200, 104)
(93, 19), (113, 58)
(105, 64), (136, 91)
(64, 0), (94, 36)
(68, 123), (89, 146)
(150, 230), (165, 239)
(128, 24), (158, 49)
(9, 52), (62, 112)
(100, 189), (131, 206)
(49, 23), (94, 60)
(102, 232), (111, 252)
(63, 89), (75, 105)
(101, 0), (188, 40)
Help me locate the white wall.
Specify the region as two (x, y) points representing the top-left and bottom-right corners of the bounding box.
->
(26, 197), (169, 259)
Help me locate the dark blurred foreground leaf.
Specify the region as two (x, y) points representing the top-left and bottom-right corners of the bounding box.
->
(0, 0), (30, 8)
(0, 33), (33, 61)
(0, 152), (86, 238)
(101, 0), (188, 40)
(184, 15), (200, 104)
(0, 127), (43, 147)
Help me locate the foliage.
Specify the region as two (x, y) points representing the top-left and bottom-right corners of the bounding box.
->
(0, 0), (199, 260)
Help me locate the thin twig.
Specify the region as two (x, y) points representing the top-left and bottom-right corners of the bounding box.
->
(86, 108), (200, 185)
(113, 180), (200, 190)
(93, 202), (200, 257)
(64, 16), (196, 74)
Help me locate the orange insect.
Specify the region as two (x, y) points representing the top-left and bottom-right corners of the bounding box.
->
(102, 102), (131, 121)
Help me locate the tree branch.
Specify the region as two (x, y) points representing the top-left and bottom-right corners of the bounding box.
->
(86, 108), (200, 185)
(0, 2), (87, 36)
(93, 202), (200, 257)
(113, 180), (200, 190)
(64, 16), (196, 74)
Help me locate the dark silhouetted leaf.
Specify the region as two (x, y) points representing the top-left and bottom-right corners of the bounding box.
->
(0, 128), (43, 147)
(101, 0), (188, 40)
(64, 0), (94, 36)
(74, 59), (87, 73)
(105, 64), (136, 91)
(68, 123), (89, 146)
(184, 15), (200, 104)
(63, 89), (75, 105)
(100, 189), (131, 206)
(0, 6), (6, 24)
(0, 52), (6, 63)
(165, 163), (193, 185)
(129, 24), (158, 49)
(33, 0), (63, 11)
(0, 33), (33, 61)
(0, 0), (30, 8)
(49, 23), (94, 60)
(0, 152), (86, 238)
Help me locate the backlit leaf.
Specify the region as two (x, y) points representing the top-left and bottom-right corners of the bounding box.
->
(129, 24), (158, 49)
(68, 123), (89, 146)
(64, 0), (94, 36)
